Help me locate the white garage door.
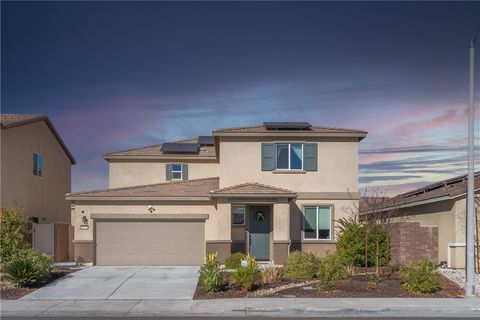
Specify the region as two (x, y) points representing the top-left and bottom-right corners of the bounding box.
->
(95, 220), (205, 266)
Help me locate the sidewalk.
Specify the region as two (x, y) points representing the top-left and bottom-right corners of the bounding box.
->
(1, 297), (480, 317)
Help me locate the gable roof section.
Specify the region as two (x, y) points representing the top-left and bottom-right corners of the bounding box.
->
(213, 124), (367, 140)
(209, 182), (297, 198)
(103, 138), (216, 160)
(66, 177), (219, 200)
(1, 114), (76, 164)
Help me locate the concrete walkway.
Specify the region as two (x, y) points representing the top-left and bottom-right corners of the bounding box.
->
(1, 297), (479, 317)
(22, 266), (200, 300)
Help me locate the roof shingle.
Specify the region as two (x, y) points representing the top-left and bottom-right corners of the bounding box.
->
(210, 182), (296, 196)
(66, 177), (219, 199)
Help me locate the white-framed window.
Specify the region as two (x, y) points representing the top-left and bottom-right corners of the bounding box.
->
(303, 206), (332, 240)
(232, 205), (245, 225)
(276, 143), (303, 170)
(171, 163), (183, 180)
(33, 153), (44, 177)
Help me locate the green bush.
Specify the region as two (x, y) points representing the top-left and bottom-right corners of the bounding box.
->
(230, 255), (262, 291)
(316, 254), (350, 289)
(0, 207), (31, 265)
(284, 251), (318, 280)
(224, 252), (244, 269)
(399, 260), (440, 293)
(199, 253), (223, 292)
(336, 217), (390, 267)
(3, 248), (51, 287)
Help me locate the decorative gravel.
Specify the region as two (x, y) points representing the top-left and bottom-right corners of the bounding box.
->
(439, 268), (480, 295)
(247, 280), (320, 297)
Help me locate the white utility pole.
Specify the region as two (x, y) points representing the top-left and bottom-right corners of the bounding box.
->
(466, 28), (478, 297)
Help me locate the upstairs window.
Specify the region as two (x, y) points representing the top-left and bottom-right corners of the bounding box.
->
(33, 153), (44, 177)
(171, 164), (183, 180)
(166, 163), (188, 181)
(276, 143), (303, 170)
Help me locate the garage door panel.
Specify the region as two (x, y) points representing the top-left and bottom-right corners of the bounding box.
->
(95, 220), (205, 266)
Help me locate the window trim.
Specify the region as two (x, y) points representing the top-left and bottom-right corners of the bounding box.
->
(231, 204), (246, 226)
(303, 205), (333, 241)
(171, 163), (183, 180)
(275, 143), (304, 171)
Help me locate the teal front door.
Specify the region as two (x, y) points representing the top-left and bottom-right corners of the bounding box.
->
(248, 206), (270, 261)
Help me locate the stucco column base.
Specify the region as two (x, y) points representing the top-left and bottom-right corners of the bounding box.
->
(206, 241), (231, 263)
(273, 241), (289, 264)
(72, 240), (94, 264)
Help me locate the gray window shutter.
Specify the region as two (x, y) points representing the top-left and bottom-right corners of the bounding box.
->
(304, 143), (318, 171)
(182, 164), (188, 180)
(261, 143), (275, 171)
(166, 164), (172, 180)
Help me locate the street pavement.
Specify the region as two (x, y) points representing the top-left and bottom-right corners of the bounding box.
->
(1, 297), (479, 318)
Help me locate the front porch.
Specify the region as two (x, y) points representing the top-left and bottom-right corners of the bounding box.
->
(207, 182), (297, 264)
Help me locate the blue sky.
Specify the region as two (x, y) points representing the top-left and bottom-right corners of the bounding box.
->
(2, 1), (479, 194)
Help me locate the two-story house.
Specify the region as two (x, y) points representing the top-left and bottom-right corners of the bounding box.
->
(1, 114), (76, 261)
(67, 122), (367, 265)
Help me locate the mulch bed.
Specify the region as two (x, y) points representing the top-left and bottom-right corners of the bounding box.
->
(0, 267), (79, 300)
(194, 272), (464, 299)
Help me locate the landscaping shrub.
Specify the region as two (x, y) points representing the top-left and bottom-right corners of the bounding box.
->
(284, 251), (318, 280)
(399, 259), (440, 293)
(262, 266), (284, 285)
(224, 252), (244, 269)
(316, 253), (350, 289)
(0, 207), (31, 266)
(336, 217), (389, 267)
(199, 253), (223, 292)
(230, 255), (262, 291)
(3, 248), (51, 287)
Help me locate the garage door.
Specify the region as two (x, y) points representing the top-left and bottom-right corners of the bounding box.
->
(95, 219), (205, 266)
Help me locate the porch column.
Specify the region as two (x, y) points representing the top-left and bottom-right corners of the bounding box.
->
(273, 199), (290, 264)
(206, 198), (232, 263)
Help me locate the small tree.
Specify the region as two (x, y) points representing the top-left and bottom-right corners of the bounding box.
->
(0, 207), (31, 265)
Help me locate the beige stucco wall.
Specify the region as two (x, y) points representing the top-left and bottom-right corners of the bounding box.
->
(71, 200), (225, 241)
(108, 159), (219, 188)
(218, 136), (358, 192)
(1, 121), (72, 224)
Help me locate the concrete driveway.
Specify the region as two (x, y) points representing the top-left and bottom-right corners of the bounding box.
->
(22, 266), (200, 300)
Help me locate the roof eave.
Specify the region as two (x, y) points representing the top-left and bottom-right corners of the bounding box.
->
(103, 155), (218, 161)
(67, 196), (212, 201)
(213, 132), (368, 140)
(209, 192), (298, 199)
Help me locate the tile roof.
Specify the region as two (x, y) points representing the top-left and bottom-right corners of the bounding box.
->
(66, 177), (219, 199)
(1, 114), (76, 164)
(210, 182), (296, 196)
(214, 124), (367, 134)
(362, 172), (480, 212)
(103, 138), (216, 158)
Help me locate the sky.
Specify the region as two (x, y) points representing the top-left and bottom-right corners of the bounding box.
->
(2, 1), (480, 195)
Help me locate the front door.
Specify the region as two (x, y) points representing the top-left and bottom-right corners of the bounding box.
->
(248, 206), (270, 261)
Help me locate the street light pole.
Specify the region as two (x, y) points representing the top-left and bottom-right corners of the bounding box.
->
(466, 28), (479, 297)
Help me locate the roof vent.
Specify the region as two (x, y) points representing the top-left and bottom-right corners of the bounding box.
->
(161, 143), (199, 153)
(263, 122), (312, 130)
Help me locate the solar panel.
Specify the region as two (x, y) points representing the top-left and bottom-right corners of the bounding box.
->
(161, 143), (199, 153)
(263, 122), (312, 130)
(198, 136), (215, 145)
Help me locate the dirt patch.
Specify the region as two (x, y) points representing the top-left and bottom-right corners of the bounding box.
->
(194, 272), (464, 299)
(0, 267), (79, 300)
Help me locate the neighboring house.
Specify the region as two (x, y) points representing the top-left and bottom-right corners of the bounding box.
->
(1, 114), (76, 261)
(379, 172), (480, 269)
(67, 122), (367, 266)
